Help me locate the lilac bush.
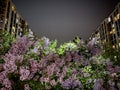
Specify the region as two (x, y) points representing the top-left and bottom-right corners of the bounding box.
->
(0, 35), (120, 90)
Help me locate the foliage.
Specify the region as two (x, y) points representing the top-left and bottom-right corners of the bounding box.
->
(0, 31), (120, 90)
(0, 30), (15, 55)
(0, 30), (15, 63)
(103, 46), (120, 66)
(57, 42), (77, 55)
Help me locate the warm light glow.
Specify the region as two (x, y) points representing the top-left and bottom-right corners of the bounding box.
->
(112, 29), (115, 34)
(114, 13), (120, 21)
(119, 43), (120, 47)
(117, 13), (120, 19)
(110, 31), (112, 34)
(112, 45), (115, 48)
(114, 17), (117, 21)
(5, 19), (7, 24)
(11, 31), (15, 35)
(110, 29), (115, 34)
(12, 26), (15, 32)
(16, 19), (18, 23)
(12, 6), (15, 11)
(114, 56), (117, 59)
(12, 26), (15, 29)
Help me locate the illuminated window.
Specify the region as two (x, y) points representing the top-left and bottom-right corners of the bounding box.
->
(12, 6), (15, 11)
(11, 31), (14, 35)
(110, 29), (116, 34)
(12, 26), (15, 32)
(114, 17), (117, 21)
(5, 19), (7, 24)
(112, 45), (115, 48)
(114, 56), (117, 59)
(108, 17), (111, 22)
(119, 43), (120, 47)
(20, 32), (22, 36)
(112, 24), (115, 28)
(16, 19), (18, 23)
(110, 31), (112, 34)
(112, 29), (115, 34)
(114, 14), (120, 21)
(117, 13), (120, 19)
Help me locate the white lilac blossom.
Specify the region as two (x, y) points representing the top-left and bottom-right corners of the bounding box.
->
(42, 36), (50, 47)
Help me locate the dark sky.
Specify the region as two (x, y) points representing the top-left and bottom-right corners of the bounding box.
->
(12, 0), (119, 44)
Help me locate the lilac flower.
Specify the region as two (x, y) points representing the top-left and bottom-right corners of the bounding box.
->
(61, 78), (72, 89)
(46, 63), (56, 76)
(31, 47), (38, 53)
(0, 71), (7, 83)
(28, 72), (35, 80)
(114, 66), (120, 73)
(3, 53), (16, 62)
(108, 80), (115, 90)
(87, 78), (92, 84)
(29, 59), (38, 73)
(33, 75), (39, 81)
(3, 78), (12, 89)
(9, 36), (32, 55)
(71, 51), (81, 62)
(1, 87), (8, 90)
(42, 36), (50, 47)
(81, 59), (90, 66)
(3, 59), (17, 73)
(50, 80), (57, 86)
(39, 58), (48, 68)
(88, 37), (101, 55)
(107, 64), (120, 74)
(58, 59), (65, 67)
(16, 55), (23, 64)
(83, 73), (90, 78)
(3, 53), (23, 67)
(93, 79), (105, 90)
(62, 66), (68, 76)
(65, 52), (72, 61)
(58, 73), (65, 83)
(19, 66), (30, 81)
(88, 37), (97, 50)
(61, 77), (82, 89)
(24, 84), (30, 90)
(40, 77), (50, 83)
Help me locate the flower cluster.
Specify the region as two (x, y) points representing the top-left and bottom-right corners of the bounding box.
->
(0, 34), (120, 90)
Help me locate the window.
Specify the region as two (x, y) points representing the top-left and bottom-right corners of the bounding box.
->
(108, 17), (111, 22)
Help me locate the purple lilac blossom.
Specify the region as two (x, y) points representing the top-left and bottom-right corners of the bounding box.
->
(19, 66), (30, 81)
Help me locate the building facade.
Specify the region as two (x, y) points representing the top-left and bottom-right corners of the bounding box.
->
(88, 2), (120, 49)
(0, 0), (30, 37)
